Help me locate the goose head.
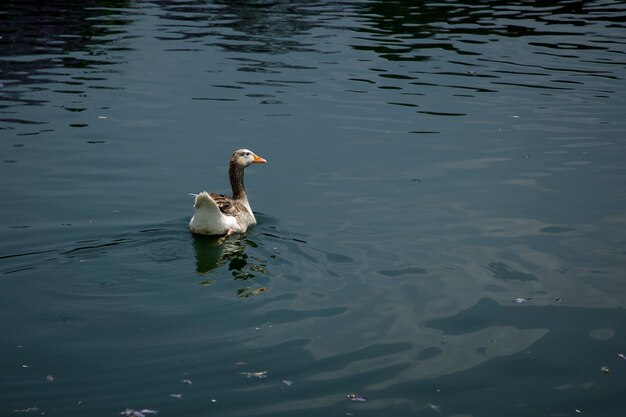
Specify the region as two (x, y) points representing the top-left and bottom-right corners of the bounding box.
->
(231, 149), (267, 168)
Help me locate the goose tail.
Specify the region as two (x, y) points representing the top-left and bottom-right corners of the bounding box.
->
(189, 192), (232, 235)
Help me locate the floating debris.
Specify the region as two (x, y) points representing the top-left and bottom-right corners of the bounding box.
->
(282, 380), (293, 386)
(346, 394), (369, 402)
(181, 379), (193, 385)
(252, 287), (267, 295)
(21, 364), (30, 368)
(513, 298), (531, 304)
(618, 353), (626, 361)
(46, 375), (55, 382)
(241, 371), (267, 379)
(169, 394), (183, 399)
(601, 366), (610, 374)
(555, 298), (562, 302)
(14, 407), (39, 414)
(427, 403), (442, 414)
(120, 409), (158, 417)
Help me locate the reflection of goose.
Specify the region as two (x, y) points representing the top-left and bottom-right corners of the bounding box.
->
(192, 234), (246, 274)
(189, 149), (267, 236)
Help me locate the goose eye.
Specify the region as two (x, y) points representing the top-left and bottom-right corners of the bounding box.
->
(245, 152), (250, 156)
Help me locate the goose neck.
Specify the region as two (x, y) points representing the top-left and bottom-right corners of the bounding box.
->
(229, 163), (247, 200)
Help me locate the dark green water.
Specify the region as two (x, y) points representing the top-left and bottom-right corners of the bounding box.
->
(2, 1), (626, 416)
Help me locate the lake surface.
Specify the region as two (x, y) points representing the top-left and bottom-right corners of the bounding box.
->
(2, 1), (626, 416)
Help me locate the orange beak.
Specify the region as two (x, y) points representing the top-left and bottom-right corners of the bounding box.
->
(253, 154), (267, 164)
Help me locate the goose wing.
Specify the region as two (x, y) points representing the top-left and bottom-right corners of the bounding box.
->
(209, 192), (240, 216)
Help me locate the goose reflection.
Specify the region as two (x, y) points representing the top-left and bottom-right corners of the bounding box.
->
(192, 233), (268, 298)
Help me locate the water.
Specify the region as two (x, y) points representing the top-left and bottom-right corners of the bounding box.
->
(1, 1), (626, 416)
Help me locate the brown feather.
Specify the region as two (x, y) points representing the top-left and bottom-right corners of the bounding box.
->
(209, 192), (250, 216)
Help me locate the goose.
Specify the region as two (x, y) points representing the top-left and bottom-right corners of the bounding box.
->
(189, 149), (267, 236)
